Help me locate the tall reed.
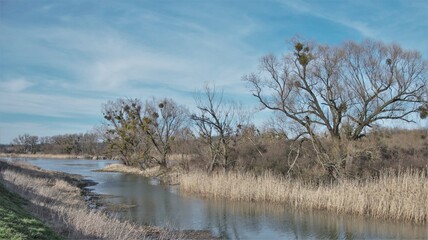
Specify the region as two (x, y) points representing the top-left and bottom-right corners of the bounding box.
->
(179, 169), (428, 223)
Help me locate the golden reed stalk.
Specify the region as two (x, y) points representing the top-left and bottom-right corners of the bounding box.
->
(179, 169), (428, 224)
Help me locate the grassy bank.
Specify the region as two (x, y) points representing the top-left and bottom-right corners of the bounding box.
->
(0, 161), (187, 239)
(179, 169), (428, 224)
(0, 183), (62, 240)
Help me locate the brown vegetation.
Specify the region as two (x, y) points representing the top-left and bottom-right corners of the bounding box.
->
(187, 128), (428, 183)
(180, 168), (428, 224)
(97, 163), (181, 185)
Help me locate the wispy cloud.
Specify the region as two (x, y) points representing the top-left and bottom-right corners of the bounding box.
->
(1, 15), (258, 91)
(0, 91), (105, 118)
(279, 0), (428, 55)
(278, 0), (376, 38)
(0, 78), (34, 92)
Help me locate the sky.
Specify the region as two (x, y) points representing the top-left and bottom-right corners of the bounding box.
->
(0, 0), (427, 144)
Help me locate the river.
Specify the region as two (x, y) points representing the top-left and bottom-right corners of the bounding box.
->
(10, 158), (428, 239)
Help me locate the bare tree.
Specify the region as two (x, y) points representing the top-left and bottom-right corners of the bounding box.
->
(342, 40), (427, 139)
(36, 133), (101, 155)
(11, 134), (39, 154)
(244, 39), (427, 177)
(191, 84), (247, 172)
(80, 132), (101, 155)
(51, 134), (80, 154)
(143, 98), (189, 168)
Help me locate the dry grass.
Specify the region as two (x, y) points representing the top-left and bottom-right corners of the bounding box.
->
(98, 163), (181, 184)
(97, 163), (166, 177)
(381, 129), (427, 149)
(0, 161), (184, 240)
(180, 169), (428, 224)
(98, 163), (149, 174)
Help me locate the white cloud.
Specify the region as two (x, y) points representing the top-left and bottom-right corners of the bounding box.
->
(0, 91), (105, 118)
(279, 0), (377, 38)
(0, 78), (34, 92)
(1, 20), (259, 93)
(279, 0), (428, 56)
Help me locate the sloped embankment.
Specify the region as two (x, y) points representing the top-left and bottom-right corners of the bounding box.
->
(0, 182), (62, 240)
(0, 160), (184, 239)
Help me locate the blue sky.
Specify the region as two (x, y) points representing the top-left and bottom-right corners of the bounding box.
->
(0, 0), (427, 144)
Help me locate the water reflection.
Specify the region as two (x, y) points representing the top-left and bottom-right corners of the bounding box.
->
(197, 198), (428, 239)
(15, 159), (428, 240)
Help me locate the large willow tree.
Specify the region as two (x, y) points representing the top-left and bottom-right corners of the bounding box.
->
(244, 39), (427, 177)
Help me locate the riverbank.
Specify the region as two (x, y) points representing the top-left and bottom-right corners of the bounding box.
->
(0, 160), (213, 239)
(96, 163), (181, 184)
(98, 163), (428, 224)
(0, 160), (161, 239)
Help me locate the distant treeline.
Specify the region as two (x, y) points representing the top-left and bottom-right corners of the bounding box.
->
(3, 133), (104, 156)
(2, 128), (428, 182)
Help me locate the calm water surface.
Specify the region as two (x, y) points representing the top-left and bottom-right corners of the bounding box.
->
(10, 158), (428, 239)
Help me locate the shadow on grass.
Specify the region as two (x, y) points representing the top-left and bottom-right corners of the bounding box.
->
(0, 183), (63, 240)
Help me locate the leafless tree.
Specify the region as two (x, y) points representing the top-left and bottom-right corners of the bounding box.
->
(143, 98), (189, 168)
(80, 132), (101, 155)
(51, 134), (80, 154)
(35, 133), (101, 155)
(342, 41), (427, 139)
(191, 84), (247, 172)
(11, 134), (39, 154)
(244, 39), (427, 177)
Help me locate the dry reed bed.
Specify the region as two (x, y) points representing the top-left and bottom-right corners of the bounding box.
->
(97, 163), (168, 177)
(0, 163), (181, 239)
(179, 169), (428, 224)
(99, 163), (181, 184)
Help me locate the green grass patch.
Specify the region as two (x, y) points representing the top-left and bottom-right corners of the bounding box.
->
(0, 183), (63, 240)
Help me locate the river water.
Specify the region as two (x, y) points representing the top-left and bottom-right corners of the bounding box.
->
(11, 158), (428, 239)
